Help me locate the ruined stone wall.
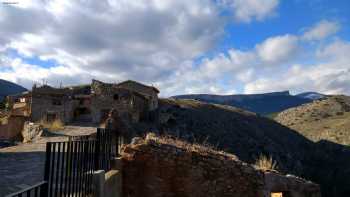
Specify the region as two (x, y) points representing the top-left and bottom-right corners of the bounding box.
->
(117, 81), (158, 111)
(264, 172), (321, 197)
(31, 95), (75, 123)
(0, 116), (26, 140)
(21, 121), (42, 143)
(121, 135), (321, 197)
(91, 88), (148, 124)
(121, 136), (265, 197)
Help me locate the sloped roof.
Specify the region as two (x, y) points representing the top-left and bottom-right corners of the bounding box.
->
(117, 80), (159, 93)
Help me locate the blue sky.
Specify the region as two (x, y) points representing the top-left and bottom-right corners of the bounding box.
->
(0, 0), (350, 96)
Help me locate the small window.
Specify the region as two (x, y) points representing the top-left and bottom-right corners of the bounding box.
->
(52, 99), (62, 105)
(20, 98), (26, 103)
(113, 94), (119, 100)
(46, 113), (57, 122)
(271, 192), (283, 197)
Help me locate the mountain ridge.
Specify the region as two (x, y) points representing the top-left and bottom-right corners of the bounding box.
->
(171, 91), (313, 115)
(0, 79), (27, 101)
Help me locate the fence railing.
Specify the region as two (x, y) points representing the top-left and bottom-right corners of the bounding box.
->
(44, 128), (117, 197)
(44, 140), (97, 197)
(7, 128), (118, 197)
(95, 128), (116, 171)
(5, 181), (48, 197)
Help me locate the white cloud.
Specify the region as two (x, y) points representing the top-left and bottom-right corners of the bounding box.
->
(1, 1), (349, 97)
(223, 0), (279, 23)
(0, 0), (225, 89)
(244, 40), (350, 95)
(302, 20), (340, 41)
(256, 34), (299, 64)
(0, 0), (282, 96)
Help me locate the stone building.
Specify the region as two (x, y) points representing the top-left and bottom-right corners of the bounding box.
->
(5, 79), (159, 126)
(90, 80), (149, 124)
(116, 80), (159, 111)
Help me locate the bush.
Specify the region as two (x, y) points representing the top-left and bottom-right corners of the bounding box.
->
(255, 154), (278, 171)
(40, 118), (65, 131)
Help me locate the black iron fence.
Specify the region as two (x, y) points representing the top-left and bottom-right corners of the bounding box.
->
(7, 128), (119, 197)
(5, 181), (48, 197)
(44, 140), (97, 197)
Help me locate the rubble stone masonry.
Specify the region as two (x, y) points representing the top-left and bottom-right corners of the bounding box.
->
(121, 135), (321, 197)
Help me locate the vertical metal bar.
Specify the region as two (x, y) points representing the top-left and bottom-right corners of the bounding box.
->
(49, 143), (56, 197)
(59, 142), (66, 196)
(26, 189), (31, 197)
(34, 186), (38, 197)
(42, 142), (51, 197)
(79, 140), (83, 197)
(94, 128), (101, 170)
(88, 140), (92, 196)
(75, 141), (80, 197)
(72, 141), (78, 197)
(81, 141), (88, 197)
(54, 142), (61, 197)
(64, 141), (71, 197)
(101, 129), (104, 170)
(88, 141), (95, 194)
(108, 129), (111, 170)
(67, 141), (74, 197)
(77, 141), (83, 197)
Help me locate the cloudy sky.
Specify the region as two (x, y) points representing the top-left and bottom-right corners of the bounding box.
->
(0, 0), (349, 96)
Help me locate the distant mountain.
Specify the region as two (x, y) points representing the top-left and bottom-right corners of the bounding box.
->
(296, 92), (325, 100)
(171, 91), (313, 115)
(0, 79), (27, 101)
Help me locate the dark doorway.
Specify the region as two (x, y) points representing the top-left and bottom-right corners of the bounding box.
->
(74, 107), (92, 122)
(46, 113), (57, 122)
(100, 109), (110, 123)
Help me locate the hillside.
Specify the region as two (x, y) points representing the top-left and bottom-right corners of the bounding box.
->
(275, 95), (350, 146)
(0, 79), (27, 101)
(171, 91), (313, 115)
(135, 98), (350, 197)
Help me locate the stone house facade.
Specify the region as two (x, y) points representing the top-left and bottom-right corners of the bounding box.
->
(90, 80), (149, 124)
(5, 79), (159, 126)
(116, 80), (159, 111)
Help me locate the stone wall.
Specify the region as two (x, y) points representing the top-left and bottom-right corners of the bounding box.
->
(21, 121), (43, 143)
(91, 82), (148, 124)
(116, 80), (159, 111)
(121, 134), (321, 197)
(0, 116), (26, 140)
(31, 94), (75, 123)
(121, 135), (265, 197)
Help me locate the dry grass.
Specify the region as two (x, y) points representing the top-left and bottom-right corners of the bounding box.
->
(144, 133), (238, 160)
(254, 154), (278, 171)
(40, 119), (65, 131)
(0, 115), (9, 125)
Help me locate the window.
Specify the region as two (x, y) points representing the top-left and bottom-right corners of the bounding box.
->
(271, 192), (291, 197)
(20, 98), (26, 103)
(271, 192), (283, 197)
(46, 113), (57, 122)
(52, 99), (62, 105)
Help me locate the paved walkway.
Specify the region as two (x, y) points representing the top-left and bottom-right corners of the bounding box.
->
(0, 125), (97, 196)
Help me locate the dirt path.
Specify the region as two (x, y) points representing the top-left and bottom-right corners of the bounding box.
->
(0, 125), (97, 196)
